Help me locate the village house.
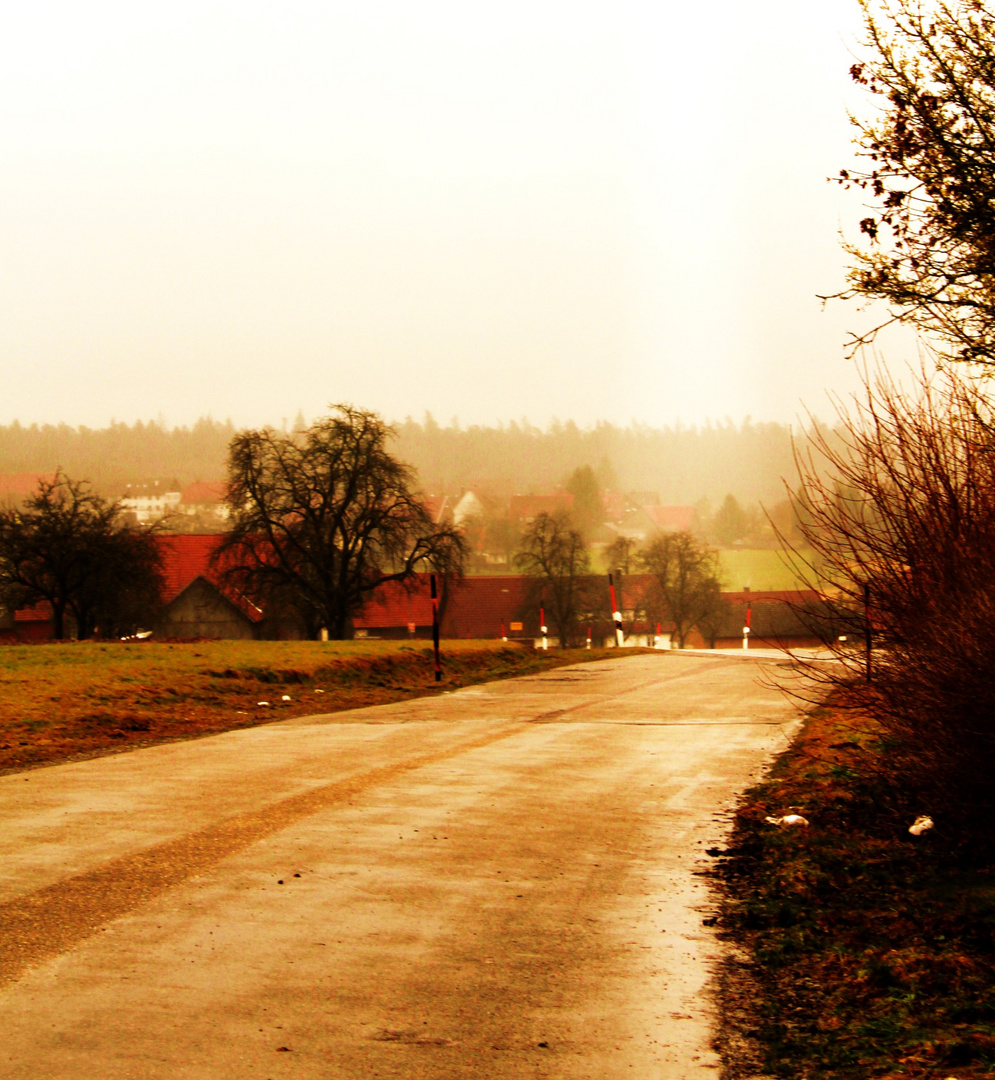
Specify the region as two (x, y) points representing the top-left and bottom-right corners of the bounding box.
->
(120, 480), (182, 523)
(0, 523), (842, 650)
(177, 481), (230, 523)
(508, 492), (574, 524)
(154, 534), (268, 639)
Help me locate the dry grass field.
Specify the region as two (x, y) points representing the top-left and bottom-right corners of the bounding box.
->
(0, 639), (627, 775)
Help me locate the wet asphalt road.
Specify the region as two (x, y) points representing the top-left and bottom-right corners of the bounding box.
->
(0, 651), (801, 1079)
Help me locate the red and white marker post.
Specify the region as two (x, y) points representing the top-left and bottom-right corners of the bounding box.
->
(539, 606), (548, 651)
(608, 573), (624, 648)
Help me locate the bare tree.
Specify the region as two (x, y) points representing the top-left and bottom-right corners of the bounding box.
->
(639, 530), (724, 648)
(603, 534), (639, 574)
(833, 0), (995, 365)
(787, 364), (995, 819)
(515, 511), (590, 647)
(0, 473), (164, 639)
(217, 405), (466, 639)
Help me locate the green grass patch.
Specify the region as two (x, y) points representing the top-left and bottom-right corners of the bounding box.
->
(714, 703), (995, 1078)
(718, 547), (813, 591)
(0, 639), (643, 774)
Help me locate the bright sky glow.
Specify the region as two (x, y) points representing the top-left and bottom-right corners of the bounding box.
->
(0, 0), (914, 430)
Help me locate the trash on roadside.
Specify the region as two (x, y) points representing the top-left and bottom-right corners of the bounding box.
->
(314, 689), (325, 694)
(909, 815), (934, 836)
(257, 701), (270, 707)
(281, 694), (291, 701)
(765, 814), (810, 827)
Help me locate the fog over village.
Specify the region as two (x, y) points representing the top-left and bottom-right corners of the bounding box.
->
(0, 0), (910, 624)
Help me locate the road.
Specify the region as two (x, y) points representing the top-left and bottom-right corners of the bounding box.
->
(0, 651), (801, 1079)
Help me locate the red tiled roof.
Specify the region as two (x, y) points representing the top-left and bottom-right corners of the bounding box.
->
(642, 505), (696, 531)
(600, 492), (627, 523)
(0, 473), (57, 500)
(444, 577), (530, 638)
(353, 579), (434, 629)
(14, 600), (53, 623)
(723, 590), (821, 605)
(714, 590), (835, 642)
(422, 495), (451, 525)
(157, 534), (225, 600)
(179, 481), (227, 505)
(509, 493), (574, 522)
(155, 534), (263, 622)
(353, 575), (531, 637)
(354, 575), (533, 637)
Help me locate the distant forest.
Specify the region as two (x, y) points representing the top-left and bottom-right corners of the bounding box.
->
(0, 413), (808, 508)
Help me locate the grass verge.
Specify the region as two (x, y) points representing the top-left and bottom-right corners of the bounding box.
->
(717, 547), (814, 592)
(0, 639), (643, 775)
(713, 699), (995, 1079)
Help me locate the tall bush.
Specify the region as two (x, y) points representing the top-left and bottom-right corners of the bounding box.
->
(790, 366), (995, 822)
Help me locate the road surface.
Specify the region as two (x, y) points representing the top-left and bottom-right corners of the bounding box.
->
(0, 651), (801, 1079)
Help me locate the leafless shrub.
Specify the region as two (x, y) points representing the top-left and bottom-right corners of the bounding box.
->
(515, 511), (590, 648)
(638, 530), (725, 649)
(788, 363), (995, 820)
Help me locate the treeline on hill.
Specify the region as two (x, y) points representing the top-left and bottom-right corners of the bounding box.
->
(0, 417), (237, 493)
(0, 413), (802, 506)
(394, 415), (799, 505)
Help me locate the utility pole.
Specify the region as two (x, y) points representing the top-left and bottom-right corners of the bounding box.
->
(431, 574), (441, 682)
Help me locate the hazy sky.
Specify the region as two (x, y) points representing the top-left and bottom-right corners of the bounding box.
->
(0, 0), (914, 431)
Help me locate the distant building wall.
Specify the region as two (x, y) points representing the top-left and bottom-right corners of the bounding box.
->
(157, 576), (256, 640)
(121, 490), (181, 523)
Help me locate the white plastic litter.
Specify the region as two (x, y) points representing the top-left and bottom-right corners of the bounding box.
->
(281, 694), (291, 701)
(909, 815), (934, 836)
(765, 814), (810, 827)
(257, 701), (270, 707)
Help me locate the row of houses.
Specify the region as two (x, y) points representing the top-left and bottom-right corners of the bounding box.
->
(0, 534), (834, 650)
(119, 480), (229, 524)
(432, 488), (698, 570)
(0, 473), (230, 525)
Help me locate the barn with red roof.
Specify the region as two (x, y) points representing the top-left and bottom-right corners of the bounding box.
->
(155, 534), (267, 639)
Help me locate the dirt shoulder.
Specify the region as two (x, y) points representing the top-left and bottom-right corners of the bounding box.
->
(0, 639), (643, 775)
(712, 699), (995, 1079)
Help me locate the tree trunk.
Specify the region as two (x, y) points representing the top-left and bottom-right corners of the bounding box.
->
(52, 601), (66, 641)
(330, 608), (351, 640)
